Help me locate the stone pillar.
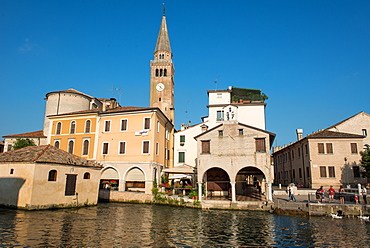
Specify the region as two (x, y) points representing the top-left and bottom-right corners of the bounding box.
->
(267, 182), (273, 202)
(119, 180), (126, 192)
(198, 183), (203, 201)
(230, 181), (236, 202)
(145, 181), (153, 194)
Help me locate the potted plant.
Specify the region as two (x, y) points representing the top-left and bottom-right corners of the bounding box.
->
(189, 189), (198, 199)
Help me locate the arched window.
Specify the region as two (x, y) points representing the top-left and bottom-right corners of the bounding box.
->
(83, 172), (90, 179)
(10, 168), (14, 174)
(156, 69), (159, 77)
(56, 122), (62, 135)
(83, 140), (89, 155)
(54, 140), (60, 148)
(85, 120), (91, 133)
(68, 140), (74, 153)
(48, 170), (57, 181)
(164, 69), (167, 77)
(70, 121), (76, 134)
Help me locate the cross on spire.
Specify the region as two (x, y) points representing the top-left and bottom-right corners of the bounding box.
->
(162, 3), (166, 16)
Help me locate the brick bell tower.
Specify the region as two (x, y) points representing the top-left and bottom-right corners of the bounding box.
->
(150, 12), (174, 124)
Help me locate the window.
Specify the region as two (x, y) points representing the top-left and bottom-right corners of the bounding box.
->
(157, 121), (160, 132)
(85, 120), (91, 133)
(299, 168), (302, 178)
(83, 172), (90, 179)
(56, 122), (62, 135)
(318, 143), (325, 154)
(144, 118), (151, 130)
(351, 143), (358, 154)
(298, 148), (300, 158)
(83, 140), (89, 156)
(7, 144), (12, 151)
(156, 69), (159, 77)
(48, 170), (57, 181)
(292, 169), (295, 179)
(201, 140), (210, 154)
(218, 130), (223, 136)
(65, 174), (77, 196)
(305, 144), (308, 155)
(291, 150), (294, 159)
(179, 152), (185, 163)
(70, 121), (76, 134)
(320, 166), (327, 177)
(216, 110), (224, 121)
(143, 141), (150, 154)
(353, 166), (361, 178)
(306, 167), (310, 178)
(104, 120), (111, 132)
(121, 119), (128, 131)
(156, 142), (159, 156)
(180, 135), (185, 143)
(217, 93), (222, 98)
(54, 140), (60, 148)
(255, 138), (266, 152)
(239, 129), (243, 135)
(102, 142), (109, 155)
(326, 143), (333, 154)
(68, 140), (74, 153)
(164, 69), (167, 77)
(10, 168), (14, 174)
(363, 129), (367, 136)
(328, 166), (335, 178)
(119, 141), (126, 155)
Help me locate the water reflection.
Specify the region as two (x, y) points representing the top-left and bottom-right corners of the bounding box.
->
(0, 203), (370, 247)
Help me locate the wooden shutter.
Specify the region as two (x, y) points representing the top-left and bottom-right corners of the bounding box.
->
(328, 166), (335, 177)
(144, 118), (150, 129)
(255, 138), (266, 152)
(326, 143), (333, 154)
(85, 120), (91, 133)
(318, 143), (325, 154)
(320, 166), (327, 177)
(201, 140), (210, 154)
(119, 142), (126, 154)
(121, 119), (127, 131)
(83, 140), (89, 155)
(351, 143), (358, 154)
(143, 141), (149, 154)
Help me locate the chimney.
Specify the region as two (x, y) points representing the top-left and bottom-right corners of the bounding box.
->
(102, 100), (106, 112)
(201, 124), (208, 132)
(181, 123), (186, 131)
(296, 129), (303, 140)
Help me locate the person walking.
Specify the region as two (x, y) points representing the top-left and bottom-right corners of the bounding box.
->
(361, 186), (367, 205)
(320, 186), (325, 203)
(316, 187), (322, 203)
(328, 186), (335, 203)
(289, 185), (296, 202)
(339, 186), (345, 204)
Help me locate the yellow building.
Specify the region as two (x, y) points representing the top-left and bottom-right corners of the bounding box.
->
(48, 104), (174, 194)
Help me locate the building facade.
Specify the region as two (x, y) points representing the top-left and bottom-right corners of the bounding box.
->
(3, 130), (47, 153)
(273, 112), (370, 189)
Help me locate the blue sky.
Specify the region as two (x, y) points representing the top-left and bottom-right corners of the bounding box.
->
(1, 0), (370, 146)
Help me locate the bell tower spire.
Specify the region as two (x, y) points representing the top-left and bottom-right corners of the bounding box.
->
(150, 11), (174, 123)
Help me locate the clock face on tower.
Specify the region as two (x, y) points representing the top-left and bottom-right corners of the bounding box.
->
(156, 83), (165, 91)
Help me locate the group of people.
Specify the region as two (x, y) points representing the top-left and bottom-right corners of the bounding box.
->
(315, 185), (368, 204)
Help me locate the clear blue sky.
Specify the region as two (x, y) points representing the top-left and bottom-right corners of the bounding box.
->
(1, 0), (370, 146)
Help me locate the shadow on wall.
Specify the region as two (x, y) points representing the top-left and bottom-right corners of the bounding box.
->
(0, 178), (25, 207)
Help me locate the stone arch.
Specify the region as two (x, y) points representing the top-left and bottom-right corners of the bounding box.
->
(124, 166), (146, 192)
(203, 167), (231, 200)
(234, 166), (266, 201)
(100, 166), (120, 190)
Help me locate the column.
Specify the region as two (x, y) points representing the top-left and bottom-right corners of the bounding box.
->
(267, 182), (273, 202)
(198, 183), (203, 201)
(230, 181), (236, 202)
(119, 179), (126, 192)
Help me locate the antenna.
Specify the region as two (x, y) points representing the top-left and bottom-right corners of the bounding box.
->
(117, 89), (123, 105)
(214, 76), (220, 90)
(162, 3), (166, 16)
(108, 85), (121, 99)
(183, 101), (190, 126)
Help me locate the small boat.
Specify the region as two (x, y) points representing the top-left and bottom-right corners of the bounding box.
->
(358, 216), (370, 221)
(329, 213), (343, 219)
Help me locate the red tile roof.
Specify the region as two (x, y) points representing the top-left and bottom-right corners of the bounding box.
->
(3, 130), (46, 138)
(0, 145), (102, 168)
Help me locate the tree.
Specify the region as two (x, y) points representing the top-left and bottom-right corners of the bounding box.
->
(360, 145), (370, 178)
(12, 138), (36, 150)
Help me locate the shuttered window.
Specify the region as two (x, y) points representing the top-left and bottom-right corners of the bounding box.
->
(56, 122), (62, 135)
(326, 143), (333, 154)
(121, 119), (128, 131)
(119, 141), (126, 154)
(320, 166), (327, 177)
(48, 170), (57, 181)
(104, 120), (111, 132)
(102, 142), (109, 155)
(351, 143), (358, 154)
(255, 138), (266, 152)
(83, 140), (89, 155)
(144, 118), (151, 130)
(179, 152), (185, 163)
(85, 120), (91, 133)
(68, 140), (74, 153)
(318, 143), (325, 154)
(65, 174), (77, 196)
(70, 121), (76, 134)
(143, 141), (150, 154)
(328, 166), (335, 178)
(201, 140), (210, 154)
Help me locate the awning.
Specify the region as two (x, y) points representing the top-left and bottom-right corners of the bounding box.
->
(169, 174), (192, 179)
(162, 166), (194, 174)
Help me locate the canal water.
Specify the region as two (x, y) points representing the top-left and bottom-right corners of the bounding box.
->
(1, 203), (370, 247)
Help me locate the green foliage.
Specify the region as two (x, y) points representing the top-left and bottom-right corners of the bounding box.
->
(360, 145), (370, 178)
(161, 174), (169, 184)
(13, 138), (36, 150)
